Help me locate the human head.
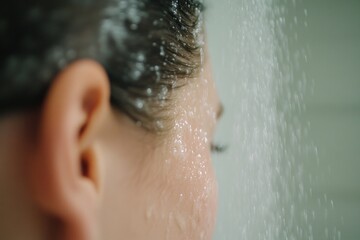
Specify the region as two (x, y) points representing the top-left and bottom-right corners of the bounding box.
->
(0, 1), (222, 239)
(0, 0), (207, 131)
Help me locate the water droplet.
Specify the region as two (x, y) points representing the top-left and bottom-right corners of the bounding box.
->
(146, 88), (152, 96)
(155, 120), (164, 129)
(135, 98), (144, 109)
(160, 46), (165, 56)
(159, 86), (168, 100)
(137, 52), (145, 62)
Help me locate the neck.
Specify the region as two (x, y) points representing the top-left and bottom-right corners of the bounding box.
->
(0, 113), (51, 240)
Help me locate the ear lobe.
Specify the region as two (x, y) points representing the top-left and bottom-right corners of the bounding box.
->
(28, 60), (110, 240)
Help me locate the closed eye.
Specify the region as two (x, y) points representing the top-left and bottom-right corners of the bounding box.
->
(211, 143), (227, 153)
(211, 103), (226, 154)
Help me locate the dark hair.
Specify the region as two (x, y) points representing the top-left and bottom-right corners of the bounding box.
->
(0, 0), (205, 132)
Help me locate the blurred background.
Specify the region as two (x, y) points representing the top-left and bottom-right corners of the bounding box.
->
(207, 0), (360, 239)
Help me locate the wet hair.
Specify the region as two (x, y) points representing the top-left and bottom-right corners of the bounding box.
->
(0, 0), (205, 132)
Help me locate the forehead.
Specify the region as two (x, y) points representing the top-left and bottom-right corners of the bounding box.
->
(172, 55), (219, 128)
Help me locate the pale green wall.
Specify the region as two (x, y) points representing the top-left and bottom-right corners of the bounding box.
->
(300, 0), (360, 239)
(207, 0), (360, 239)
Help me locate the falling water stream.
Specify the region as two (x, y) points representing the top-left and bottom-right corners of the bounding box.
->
(207, 0), (339, 239)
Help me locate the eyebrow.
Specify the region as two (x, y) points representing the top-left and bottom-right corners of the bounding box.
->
(217, 103), (224, 120)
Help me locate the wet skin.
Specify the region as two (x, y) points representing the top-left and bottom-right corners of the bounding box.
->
(99, 57), (221, 240)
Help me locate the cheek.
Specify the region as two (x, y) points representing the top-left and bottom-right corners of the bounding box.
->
(182, 151), (218, 238)
(161, 125), (218, 239)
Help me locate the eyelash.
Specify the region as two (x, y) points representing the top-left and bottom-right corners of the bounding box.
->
(211, 143), (227, 153)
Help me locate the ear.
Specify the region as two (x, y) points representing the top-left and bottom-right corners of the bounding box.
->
(29, 60), (110, 240)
